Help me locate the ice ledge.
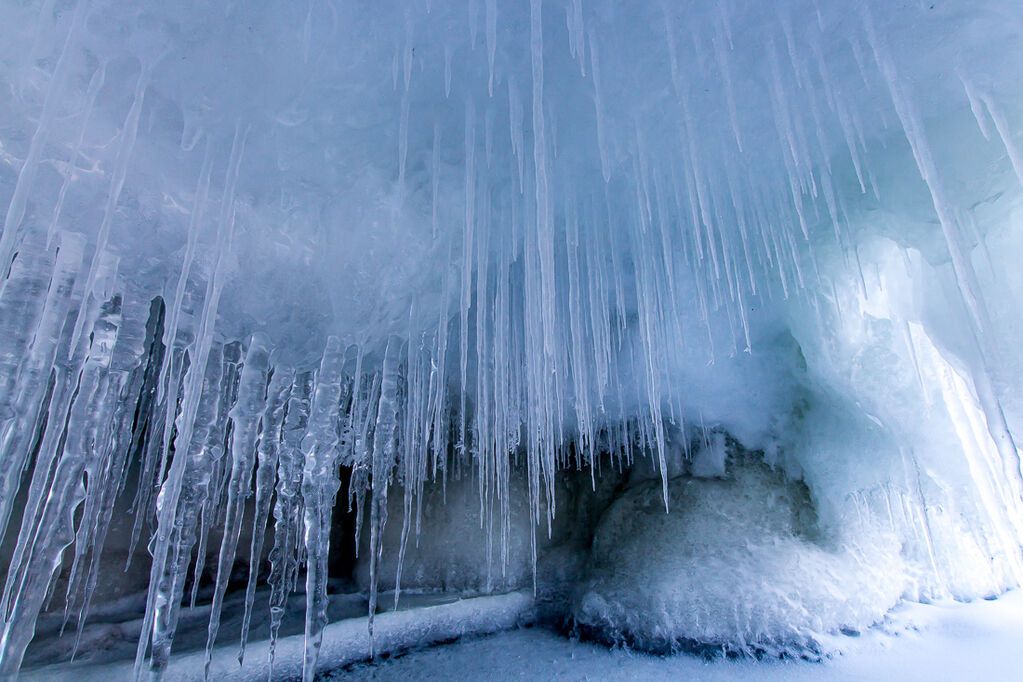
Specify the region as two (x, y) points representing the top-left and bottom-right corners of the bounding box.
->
(26, 591), (534, 682)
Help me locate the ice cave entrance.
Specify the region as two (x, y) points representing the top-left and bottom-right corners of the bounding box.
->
(1, 0), (1022, 680)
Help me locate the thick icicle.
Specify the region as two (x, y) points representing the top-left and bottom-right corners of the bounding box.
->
(145, 345), (227, 678)
(203, 334), (271, 676)
(136, 124), (247, 681)
(0, 288), (148, 675)
(299, 337), (345, 682)
(267, 370), (313, 677)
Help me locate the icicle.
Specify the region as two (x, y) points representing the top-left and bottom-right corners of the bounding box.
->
(69, 297), (163, 658)
(459, 96), (477, 458)
(0, 249), (115, 628)
(711, 27), (743, 152)
(958, 72), (993, 142)
(587, 28), (611, 183)
(135, 124), (247, 681)
(468, 0), (479, 49)
(368, 336), (402, 652)
(508, 77), (525, 189)
(0, 235), (72, 543)
(486, 0), (497, 97)
(0, 0), (89, 278)
(238, 366), (293, 664)
(396, 15), (414, 205)
(203, 334), (271, 676)
(267, 371), (313, 677)
(299, 337), (345, 682)
(46, 63), (106, 247)
(444, 44), (453, 98)
(67, 62), (151, 358)
(0, 290), (137, 676)
(190, 343), (240, 609)
(863, 6), (1023, 502)
(125, 144), (215, 569)
(60, 292), (150, 632)
(977, 91), (1023, 191)
(145, 344), (227, 678)
(528, 0), (560, 534)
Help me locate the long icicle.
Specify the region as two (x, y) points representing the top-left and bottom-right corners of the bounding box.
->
(203, 334), (271, 677)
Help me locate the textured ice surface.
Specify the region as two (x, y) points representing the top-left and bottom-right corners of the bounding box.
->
(575, 453), (904, 656)
(1, 0), (1022, 678)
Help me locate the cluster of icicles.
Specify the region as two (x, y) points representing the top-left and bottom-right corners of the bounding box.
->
(0, 231), (454, 679)
(1, 0), (1022, 680)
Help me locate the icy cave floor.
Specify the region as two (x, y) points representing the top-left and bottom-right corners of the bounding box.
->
(338, 591), (1023, 682)
(23, 589), (1023, 680)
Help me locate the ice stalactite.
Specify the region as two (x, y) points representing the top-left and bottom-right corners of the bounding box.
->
(0, 236), (78, 545)
(267, 370), (312, 676)
(0, 0), (88, 276)
(145, 344), (225, 678)
(203, 334), (270, 675)
(135, 123), (248, 680)
(299, 337), (345, 682)
(1, 281), (153, 675)
(0, 0), (1021, 678)
(861, 6), (1023, 509)
(238, 365), (292, 664)
(367, 337), (402, 653)
(61, 290), (156, 650)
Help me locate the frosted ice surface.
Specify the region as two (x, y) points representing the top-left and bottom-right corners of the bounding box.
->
(0, 0), (1022, 678)
(575, 454), (905, 657)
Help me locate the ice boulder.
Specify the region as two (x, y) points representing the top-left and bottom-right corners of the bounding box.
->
(574, 452), (905, 657)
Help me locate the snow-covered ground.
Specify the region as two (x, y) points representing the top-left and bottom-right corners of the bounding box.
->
(338, 591), (1023, 681)
(3, 1), (1023, 678)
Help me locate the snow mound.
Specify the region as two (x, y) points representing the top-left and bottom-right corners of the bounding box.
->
(574, 454), (905, 657)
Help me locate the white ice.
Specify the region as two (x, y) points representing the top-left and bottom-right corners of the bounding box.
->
(1, 0), (1022, 679)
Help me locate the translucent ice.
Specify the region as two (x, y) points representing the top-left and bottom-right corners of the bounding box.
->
(0, 0), (1022, 678)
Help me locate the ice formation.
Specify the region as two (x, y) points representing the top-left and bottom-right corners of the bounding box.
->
(0, 0), (1022, 679)
(575, 452), (906, 657)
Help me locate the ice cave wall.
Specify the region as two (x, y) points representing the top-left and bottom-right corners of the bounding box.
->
(1, 0), (1022, 679)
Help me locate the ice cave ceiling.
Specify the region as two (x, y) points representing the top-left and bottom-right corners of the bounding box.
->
(1, 0), (1022, 679)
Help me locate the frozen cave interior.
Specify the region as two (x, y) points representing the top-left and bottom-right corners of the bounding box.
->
(1, 0), (1023, 679)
